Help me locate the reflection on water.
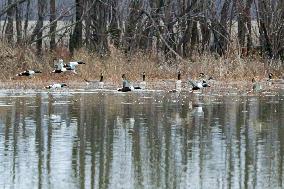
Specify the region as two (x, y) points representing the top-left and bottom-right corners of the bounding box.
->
(0, 91), (283, 189)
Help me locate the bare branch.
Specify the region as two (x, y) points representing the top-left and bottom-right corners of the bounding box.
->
(0, 0), (27, 17)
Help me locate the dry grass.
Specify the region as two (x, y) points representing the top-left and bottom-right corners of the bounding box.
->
(0, 41), (282, 89)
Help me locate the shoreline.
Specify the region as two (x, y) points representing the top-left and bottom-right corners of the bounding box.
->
(0, 78), (282, 94)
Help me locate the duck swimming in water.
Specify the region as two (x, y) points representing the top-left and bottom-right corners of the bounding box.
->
(16, 70), (41, 76)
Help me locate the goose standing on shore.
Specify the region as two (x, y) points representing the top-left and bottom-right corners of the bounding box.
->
(99, 73), (104, 89)
(251, 78), (262, 92)
(16, 70), (42, 77)
(267, 73), (273, 86)
(169, 71), (182, 92)
(139, 72), (146, 90)
(175, 71), (182, 91)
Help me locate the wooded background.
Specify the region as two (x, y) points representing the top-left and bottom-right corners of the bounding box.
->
(0, 0), (284, 62)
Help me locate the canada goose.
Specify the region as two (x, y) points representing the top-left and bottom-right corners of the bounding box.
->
(52, 59), (67, 73)
(268, 73), (273, 80)
(64, 61), (86, 74)
(139, 72), (146, 90)
(188, 79), (210, 91)
(175, 71), (182, 91)
(118, 74), (131, 92)
(252, 78), (262, 92)
(65, 61), (86, 67)
(99, 73), (104, 89)
(267, 73), (273, 86)
(52, 68), (67, 73)
(45, 83), (67, 89)
(199, 72), (205, 79)
(168, 71), (182, 93)
(117, 74), (142, 92)
(16, 70), (41, 76)
(202, 80), (210, 88)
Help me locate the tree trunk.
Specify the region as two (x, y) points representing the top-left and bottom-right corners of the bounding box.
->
(123, 0), (143, 55)
(237, 0), (246, 49)
(244, 0), (253, 55)
(31, 0), (45, 55)
(5, 0), (14, 43)
(219, 0), (231, 55)
(70, 0), (83, 54)
(36, 0), (45, 55)
(49, 0), (57, 50)
(16, 2), (22, 44)
(24, 0), (30, 40)
(95, 1), (109, 55)
(109, 0), (121, 48)
(257, 0), (272, 58)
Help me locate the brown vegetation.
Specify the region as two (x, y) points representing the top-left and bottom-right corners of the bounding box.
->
(0, 41), (282, 90)
(0, 0), (283, 89)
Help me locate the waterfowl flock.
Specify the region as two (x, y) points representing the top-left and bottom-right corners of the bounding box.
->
(14, 59), (282, 92)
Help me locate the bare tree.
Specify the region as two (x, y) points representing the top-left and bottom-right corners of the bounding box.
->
(30, 0), (46, 55)
(1, 0), (284, 62)
(15, 1), (22, 44)
(5, 0), (14, 43)
(23, 0), (30, 40)
(50, 0), (57, 50)
(69, 0), (83, 54)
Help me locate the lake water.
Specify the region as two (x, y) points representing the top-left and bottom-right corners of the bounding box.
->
(0, 90), (283, 189)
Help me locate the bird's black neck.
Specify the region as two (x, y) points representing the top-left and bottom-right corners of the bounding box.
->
(142, 73), (145, 81)
(177, 72), (181, 80)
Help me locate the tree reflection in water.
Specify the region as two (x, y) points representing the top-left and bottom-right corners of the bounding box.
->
(0, 91), (283, 189)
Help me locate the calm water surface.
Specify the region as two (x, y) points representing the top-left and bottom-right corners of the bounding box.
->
(0, 90), (283, 189)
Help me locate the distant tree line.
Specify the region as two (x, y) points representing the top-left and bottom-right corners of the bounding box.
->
(1, 0), (284, 62)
